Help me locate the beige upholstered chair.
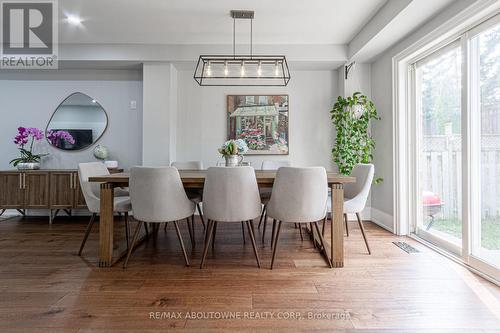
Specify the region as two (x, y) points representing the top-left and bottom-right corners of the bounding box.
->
(266, 167), (331, 269)
(200, 167), (261, 268)
(258, 160), (291, 241)
(325, 163), (374, 254)
(77, 162), (131, 256)
(171, 161), (205, 233)
(124, 166), (194, 267)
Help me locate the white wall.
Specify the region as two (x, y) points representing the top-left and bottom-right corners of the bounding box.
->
(176, 70), (339, 170)
(345, 63), (372, 98)
(0, 70), (143, 169)
(142, 63), (177, 166)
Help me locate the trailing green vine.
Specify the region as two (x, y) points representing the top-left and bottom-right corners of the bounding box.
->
(330, 92), (382, 183)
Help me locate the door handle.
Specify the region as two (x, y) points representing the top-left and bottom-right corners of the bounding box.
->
(23, 173), (26, 189)
(70, 173), (74, 189)
(19, 173), (22, 189)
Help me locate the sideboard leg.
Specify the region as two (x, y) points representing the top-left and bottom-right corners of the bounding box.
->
(49, 209), (53, 225)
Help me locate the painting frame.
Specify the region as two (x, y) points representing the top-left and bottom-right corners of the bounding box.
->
(227, 94), (289, 155)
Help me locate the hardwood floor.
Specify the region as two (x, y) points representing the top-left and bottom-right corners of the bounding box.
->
(0, 215), (499, 332)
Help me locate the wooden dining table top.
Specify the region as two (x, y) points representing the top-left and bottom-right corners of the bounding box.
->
(88, 170), (356, 186)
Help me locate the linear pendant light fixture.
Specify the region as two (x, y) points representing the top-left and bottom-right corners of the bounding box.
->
(193, 10), (291, 86)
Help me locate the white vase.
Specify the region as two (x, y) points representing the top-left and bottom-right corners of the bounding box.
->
(224, 155), (242, 167)
(17, 162), (40, 170)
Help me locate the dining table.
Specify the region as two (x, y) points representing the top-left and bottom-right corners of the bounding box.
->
(88, 170), (355, 268)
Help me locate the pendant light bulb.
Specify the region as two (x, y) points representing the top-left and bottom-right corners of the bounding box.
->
(224, 61), (229, 76)
(240, 62), (245, 76)
(274, 61), (279, 77)
(206, 61), (212, 77)
(257, 61), (262, 77)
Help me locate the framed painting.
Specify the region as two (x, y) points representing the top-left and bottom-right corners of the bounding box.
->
(227, 95), (289, 155)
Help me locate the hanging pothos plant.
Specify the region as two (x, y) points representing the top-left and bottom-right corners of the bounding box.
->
(330, 92), (383, 184)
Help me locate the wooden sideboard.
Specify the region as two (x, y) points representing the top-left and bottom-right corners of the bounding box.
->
(0, 168), (122, 223)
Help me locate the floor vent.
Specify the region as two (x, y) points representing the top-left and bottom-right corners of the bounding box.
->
(393, 241), (420, 253)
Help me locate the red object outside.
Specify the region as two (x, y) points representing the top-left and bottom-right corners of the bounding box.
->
(422, 191), (441, 206)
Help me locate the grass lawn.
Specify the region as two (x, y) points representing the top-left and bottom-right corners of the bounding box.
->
(426, 216), (500, 250)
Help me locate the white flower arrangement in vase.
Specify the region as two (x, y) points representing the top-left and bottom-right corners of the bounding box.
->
(218, 139), (248, 167)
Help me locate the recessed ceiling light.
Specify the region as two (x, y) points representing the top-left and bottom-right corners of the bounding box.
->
(66, 15), (82, 25)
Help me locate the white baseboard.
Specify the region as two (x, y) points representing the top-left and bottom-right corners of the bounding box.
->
(368, 207), (395, 233)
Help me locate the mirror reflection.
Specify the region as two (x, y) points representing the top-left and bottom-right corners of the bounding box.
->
(46, 92), (108, 151)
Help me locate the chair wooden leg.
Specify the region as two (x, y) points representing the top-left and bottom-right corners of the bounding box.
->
(173, 221), (190, 266)
(186, 218), (193, 246)
(271, 219), (277, 249)
(144, 223), (149, 236)
(246, 221), (261, 268)
(313, 221), (333, 268)
(298, 223), (304, 241)
(123, 221), (144, 268)
(344, 213), (349, 237)
(258, 204), (266, 229)
(191, 215), (195, 247)
(78, 213), (97, 256)
(356, 213), (371, 254)
(204, 219), (211, 244)
(321, 217), (326, 237)
(196, 203), (206, 229)
(250, 220), (256, 242)
(124, 212), (130, 250)
(262, 215), (268, 245)
(212, 221), (217, 248)
(241, 221), (246, 244)
(200, 220), (215, 269)
(270, 221), (282, 269)
(309, 223), (317, 249)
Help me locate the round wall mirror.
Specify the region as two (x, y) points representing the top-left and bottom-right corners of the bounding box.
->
(46, 92), (108, 151)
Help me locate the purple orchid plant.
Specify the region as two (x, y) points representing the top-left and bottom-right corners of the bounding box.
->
(10, 127), (48, 167)
(47, 130), (75, 148)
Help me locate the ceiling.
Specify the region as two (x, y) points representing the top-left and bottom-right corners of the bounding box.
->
(49, 0), (463, 69)
(58, 0), (387, 45)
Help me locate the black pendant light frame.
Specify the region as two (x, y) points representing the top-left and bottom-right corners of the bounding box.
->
(193, 10), (291, 86)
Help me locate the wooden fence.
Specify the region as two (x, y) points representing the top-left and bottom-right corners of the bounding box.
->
(422, 134), (499, 219)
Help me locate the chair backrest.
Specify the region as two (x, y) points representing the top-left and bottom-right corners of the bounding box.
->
(267, 167), (328, 223)
(202, 167), (261, 222)
(171, 161), (204, 170)
(344, 163), (374, 202)
(78, 162), (110, 213)
(130, 166), (194, 223)
(261, 160), (291, 170)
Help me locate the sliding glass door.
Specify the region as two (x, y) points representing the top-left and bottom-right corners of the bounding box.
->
(411, 14), (500, 280)
(414, 42), (463, 254)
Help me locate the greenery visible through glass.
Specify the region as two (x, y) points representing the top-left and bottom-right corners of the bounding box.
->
(425, 217), (500, 250)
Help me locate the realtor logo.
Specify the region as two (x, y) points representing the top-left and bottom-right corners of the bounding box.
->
(1, 0), (58, 68)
